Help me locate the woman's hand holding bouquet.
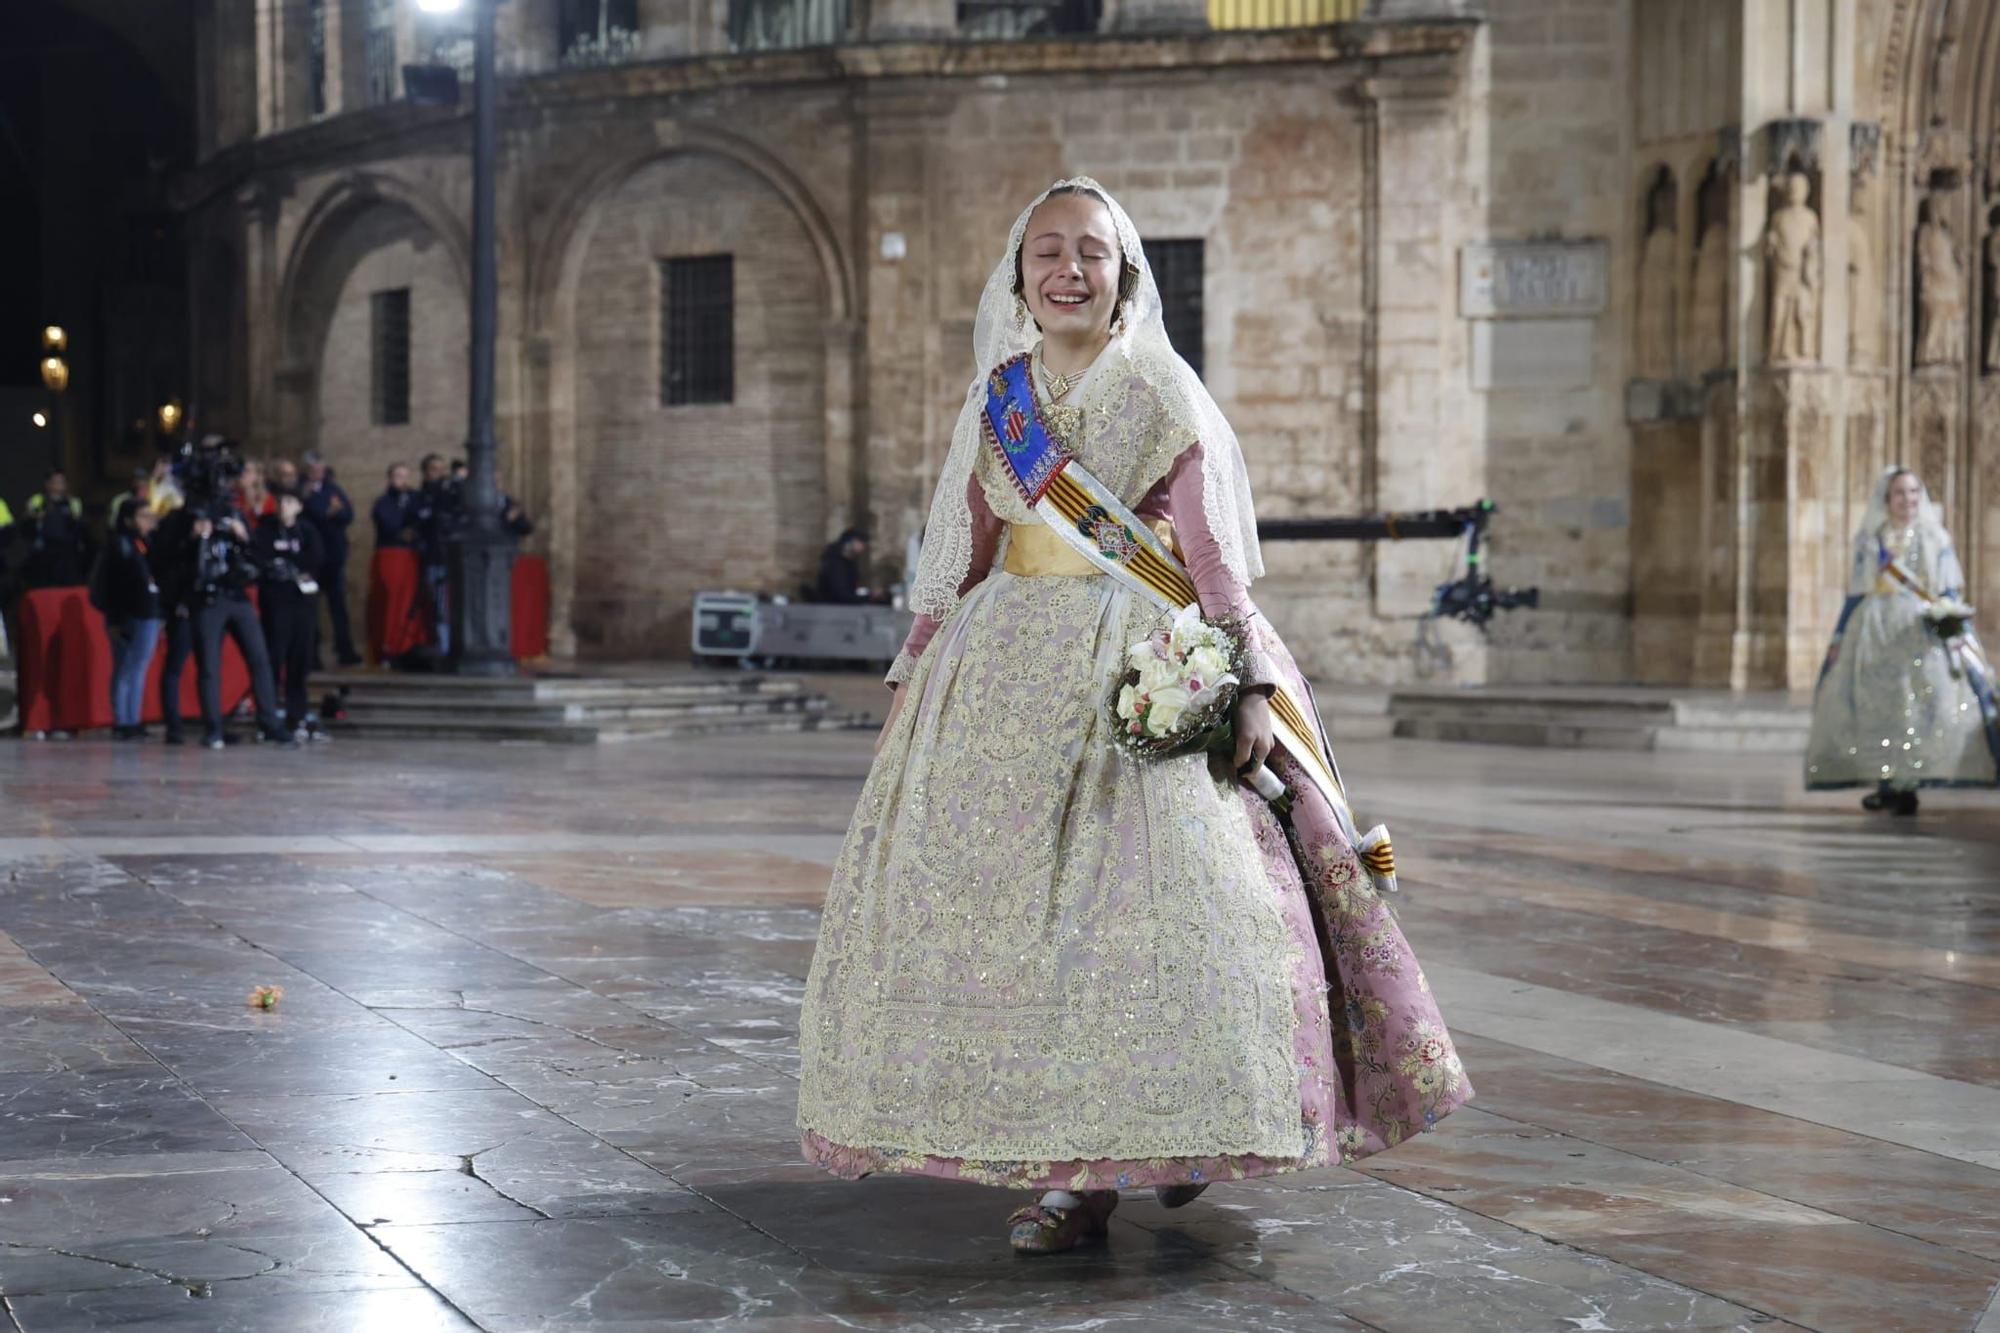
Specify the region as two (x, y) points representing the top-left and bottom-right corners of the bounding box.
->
(1111, 606), (1283, 800)
(1923, 596), (1976, 644)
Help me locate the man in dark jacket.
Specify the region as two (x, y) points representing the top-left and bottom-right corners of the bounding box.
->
(24, 471), (88, 589)
(371, 463), (421, 549)
(416, 453), (459, 655)
(254, 493), (325, 738)
(300, 451), (360, 666)
(815, 528), (881, 604)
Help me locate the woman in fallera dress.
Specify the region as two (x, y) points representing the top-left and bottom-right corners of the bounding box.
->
(1806, 467), (1999, 813)
(795, 179), (1470, 1254)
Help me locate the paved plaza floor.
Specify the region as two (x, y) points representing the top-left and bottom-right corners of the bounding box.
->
(0, 723), (1996, 1331)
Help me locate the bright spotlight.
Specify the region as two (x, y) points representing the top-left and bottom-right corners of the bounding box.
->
(415, 0), (464, 11)
(31, 412), (47, 428)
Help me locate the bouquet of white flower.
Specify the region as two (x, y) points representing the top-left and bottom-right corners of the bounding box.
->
(1110, 605), (1246, 760)
(1923, 596), (1976, 643)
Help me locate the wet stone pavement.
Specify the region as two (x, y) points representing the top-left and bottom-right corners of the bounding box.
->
(0, 726), (1997, 1330)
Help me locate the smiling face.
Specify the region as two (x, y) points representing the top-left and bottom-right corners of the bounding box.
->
(1018, 191), (1123, 344)
(1885, 470), (1923, 527)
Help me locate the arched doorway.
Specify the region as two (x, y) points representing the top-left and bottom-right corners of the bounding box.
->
(275, 180), (469, 636)
(557, 150), (834, 658)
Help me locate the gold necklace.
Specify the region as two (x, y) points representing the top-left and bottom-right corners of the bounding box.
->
(1037, 348), (1082, 402)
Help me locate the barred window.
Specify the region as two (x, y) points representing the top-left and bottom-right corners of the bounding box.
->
(1147, 239), (1205, 379)
(370, 288), (411, 426)
(660, 256), (734, 406)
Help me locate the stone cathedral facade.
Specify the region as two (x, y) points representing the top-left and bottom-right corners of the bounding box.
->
(181, 0), (1998, 688)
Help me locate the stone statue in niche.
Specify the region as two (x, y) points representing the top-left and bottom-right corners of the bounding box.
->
(1985, 210), (2000, 373)
(1849, 186), (1882, 367)
(1915, 197), (1966, 367)
(1635, 168), (1678, 378)
(1688, 163), (1730, 371)
(1765, 172), (1820, 364)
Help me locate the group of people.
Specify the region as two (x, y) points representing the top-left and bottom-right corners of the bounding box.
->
(2, 440), (534, 748)
(368, 452), (533, 657)
(74, 443), (352, 748)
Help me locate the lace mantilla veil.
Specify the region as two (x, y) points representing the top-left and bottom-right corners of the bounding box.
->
(904, 177), (1265, 624)
(1848, 466), (1956, 595)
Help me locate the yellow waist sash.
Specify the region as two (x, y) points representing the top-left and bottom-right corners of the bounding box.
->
(1005, 519), (1178, 577)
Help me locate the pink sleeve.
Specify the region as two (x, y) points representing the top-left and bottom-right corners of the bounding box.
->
(886, 473), (1005, 687)
(1162, 443), (1281, 691)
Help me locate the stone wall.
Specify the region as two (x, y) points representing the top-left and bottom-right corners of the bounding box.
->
(1476, 0), (1635, 684)
(567, 151), (829, 656)
(313, 217), (468, 623)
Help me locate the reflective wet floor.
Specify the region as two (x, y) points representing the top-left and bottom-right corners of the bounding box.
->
(1, 727), (1996, 1330)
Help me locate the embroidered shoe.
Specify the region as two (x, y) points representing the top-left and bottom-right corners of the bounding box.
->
(1006, 1190), (1118, 1255)
(1155, 1182), (1210, 1209)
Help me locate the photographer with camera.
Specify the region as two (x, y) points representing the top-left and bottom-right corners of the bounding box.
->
(154, 436), (293, 750)
(254, 492), (325, 740)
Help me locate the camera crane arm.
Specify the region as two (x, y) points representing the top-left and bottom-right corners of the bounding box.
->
(1253, 500), (1537, 630)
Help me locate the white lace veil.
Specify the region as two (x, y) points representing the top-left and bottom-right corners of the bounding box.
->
(1849, 466), (1955, 593)
(905, 177), (1264, 622)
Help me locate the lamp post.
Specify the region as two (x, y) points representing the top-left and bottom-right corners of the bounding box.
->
(420, 0), (515, 675)
(39, 326), (69, 474)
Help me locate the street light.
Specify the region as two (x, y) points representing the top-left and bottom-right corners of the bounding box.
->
(431, 0), (514, 675)
(157, 398), (184, 437)
(38, 346), (69, 472)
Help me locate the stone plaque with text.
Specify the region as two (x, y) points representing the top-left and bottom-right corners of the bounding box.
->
(1460, 241), (1608, 319)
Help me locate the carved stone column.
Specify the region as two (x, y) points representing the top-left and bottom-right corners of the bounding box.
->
(254, 0), (315, 134)
(1359, 70), (1465, 634)
(856, 91), (946, 562)
(327, 0), (370, 114)
(238, 183), (288, 450)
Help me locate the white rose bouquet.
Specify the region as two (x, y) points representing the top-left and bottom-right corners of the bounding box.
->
(1109, 605), (1246, 760)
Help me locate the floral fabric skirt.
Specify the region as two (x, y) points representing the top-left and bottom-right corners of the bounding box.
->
(795, 570), (1469, 1190)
